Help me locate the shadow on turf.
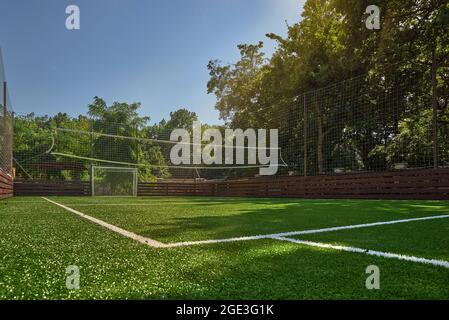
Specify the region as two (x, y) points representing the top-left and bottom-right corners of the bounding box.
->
(155, 239), (449, 300)
(139, 199), (449, 242)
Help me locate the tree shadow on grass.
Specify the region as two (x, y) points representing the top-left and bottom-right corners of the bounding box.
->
(142, 240), (449, 300)
(139, 199), (449, 242)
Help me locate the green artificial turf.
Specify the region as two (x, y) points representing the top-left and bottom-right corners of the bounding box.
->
(1, 197), (448, 300)
(46, 196), (449, 243)
(293, 218), (449, 261)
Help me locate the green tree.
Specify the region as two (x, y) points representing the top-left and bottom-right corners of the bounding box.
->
(207, 42), (267, 128)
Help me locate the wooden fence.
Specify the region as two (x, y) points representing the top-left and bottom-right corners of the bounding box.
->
(11, 168), (449, 200)
(0, 169), (13, 199)
(138, 168), (449, 200)
(14, 180), (90, 196)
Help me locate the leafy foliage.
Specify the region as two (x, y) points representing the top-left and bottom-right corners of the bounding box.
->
(207, 0), (449, 173)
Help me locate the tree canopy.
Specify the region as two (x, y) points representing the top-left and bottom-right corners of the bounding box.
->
(207, 0), (449, 174)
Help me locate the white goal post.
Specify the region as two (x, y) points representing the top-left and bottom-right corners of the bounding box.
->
(91, 166), (138, 197)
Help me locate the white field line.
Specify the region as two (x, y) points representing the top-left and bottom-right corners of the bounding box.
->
(57, 202), (203, 207)
(272, 236), (449, 269)
(164, 214), (449, 248)
(42, 197), (167, 248)
(5, 201), (48, 203)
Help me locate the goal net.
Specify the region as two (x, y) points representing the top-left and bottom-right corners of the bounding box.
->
(91, 166), (137, 197)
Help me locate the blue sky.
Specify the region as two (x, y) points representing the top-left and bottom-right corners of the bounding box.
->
(1, 0), (305, 125)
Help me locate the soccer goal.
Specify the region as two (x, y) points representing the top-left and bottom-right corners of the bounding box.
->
(91, 166), (138, 197)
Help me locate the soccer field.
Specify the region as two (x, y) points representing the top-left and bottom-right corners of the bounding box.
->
(1, 196), (449, 299)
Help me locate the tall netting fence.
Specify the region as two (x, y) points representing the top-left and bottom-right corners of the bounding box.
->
(13, 65), (449, 184)
(0, 50), (13, 179)
(13, 119), (280, 182)
(278, 68), (448, 176)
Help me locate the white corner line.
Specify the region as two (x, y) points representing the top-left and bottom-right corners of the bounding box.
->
(42, 197), (167, 248)
(272, 236), (449, 269)
(164, 214), (449, 248)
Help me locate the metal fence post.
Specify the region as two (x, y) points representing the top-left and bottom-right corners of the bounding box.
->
(431, 46), (439, 169)
(303, 94), (308, 177)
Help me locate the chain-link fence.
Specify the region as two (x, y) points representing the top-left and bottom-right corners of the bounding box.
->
(13, 118), (270, 182)
(278, 67), (448, 176)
